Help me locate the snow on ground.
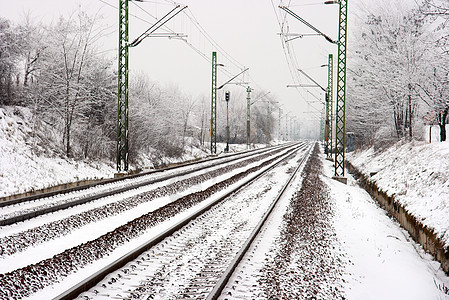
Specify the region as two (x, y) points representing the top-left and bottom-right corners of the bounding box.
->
(322, 154), (449, 299)
(0, 106), (267, 198)
(346, 140), (449, 248)
(0, 107), (115, 197)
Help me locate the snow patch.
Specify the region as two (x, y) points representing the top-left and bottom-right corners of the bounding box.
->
(347, 140), (449, 248)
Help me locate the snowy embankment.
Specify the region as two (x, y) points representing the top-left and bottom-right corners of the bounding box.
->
(0, 106), (265, 199)
(0, 107), (116, 198)
(346, 140), (449, 248)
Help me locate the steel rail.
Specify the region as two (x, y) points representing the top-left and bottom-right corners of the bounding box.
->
(0, 143), (292, 208)
(206, 143), (313, 300)
(0, 143), (295, 226)
(52, 142), (306, 300)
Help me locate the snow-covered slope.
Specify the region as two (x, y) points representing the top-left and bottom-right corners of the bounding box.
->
(347, 140), (449, 247)
(0, 106), (266, 198)
(0, 106), (115, 198)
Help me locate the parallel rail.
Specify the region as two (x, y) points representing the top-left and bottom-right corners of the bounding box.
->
(206, 143), (311, 300)
(52, 142), (309, 300)
(0, 143), (294, 226)
(0, 143), (292, 207)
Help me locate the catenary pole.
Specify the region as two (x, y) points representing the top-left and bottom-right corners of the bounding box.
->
(334, 0), (348, 179)
(210, 51), (218, 154)
(117, 0), (129, 172)
(246, 86), (251, 149)
(116, 2), (186, 172)
(327, 54), (334, 159)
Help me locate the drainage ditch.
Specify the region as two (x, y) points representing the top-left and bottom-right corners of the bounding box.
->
(346, 161), (449, 274)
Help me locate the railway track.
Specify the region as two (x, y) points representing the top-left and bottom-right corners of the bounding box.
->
(0, 142), (309, 299)
(0, 143), (293, 226)
(48, 142), (312, 300)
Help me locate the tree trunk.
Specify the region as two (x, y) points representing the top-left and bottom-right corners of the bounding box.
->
(440, 124), (446, 142)
(408, 93), (412, 139)
(439, 107), (448, 142)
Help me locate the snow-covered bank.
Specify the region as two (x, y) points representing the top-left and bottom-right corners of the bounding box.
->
(0, 106), (267, 198)
(346, 140), (449, 249)
(321, 155), (449, 299)
(0, 107), (115, 198)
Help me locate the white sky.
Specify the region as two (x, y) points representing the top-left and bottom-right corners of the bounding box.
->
(0, 0), (417, 136)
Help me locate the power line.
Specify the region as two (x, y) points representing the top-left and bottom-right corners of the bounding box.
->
(183, 8), (245, 71)
(131, 1), (175, 34)
(272, 1), (329, 108)
(97, 0), (268, 96)
(97, 0), (159, 26)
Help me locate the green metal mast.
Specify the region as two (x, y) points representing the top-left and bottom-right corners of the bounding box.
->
(266, 101), (270, 144)
(320, 105), (325, 141)
(246, 86), (251, 149)
(210, 51), (217, 154)
(334, 0), (348, 178)
(325, 92), (330, 153)
(278, 108), (282, 140)
(117, 0), (129, 172)
(326, 54), (333, 158)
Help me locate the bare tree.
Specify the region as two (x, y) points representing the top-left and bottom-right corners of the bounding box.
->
(347, 3), (430, 145)
(0, 18), (21, 105)
(35, 11), (111, 157)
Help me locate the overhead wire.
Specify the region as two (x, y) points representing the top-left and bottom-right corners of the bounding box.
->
(272, 0), (326, 108)
(131, 1), (178, 34)
(97, 0), (270, 95)
(182, 8), (245, 70)
(97, 0), (161, 26)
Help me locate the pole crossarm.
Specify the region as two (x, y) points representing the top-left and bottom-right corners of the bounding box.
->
(217, 68), (249, 90)
(142, 33), (187, 39)
(287, 84), (325, 89)
(250, 91), (271, 106)
(129, 5), (187, 47)
(279, 6), (337, 44)
(297, 69), (326, 92)
(278, 33), (322, 42)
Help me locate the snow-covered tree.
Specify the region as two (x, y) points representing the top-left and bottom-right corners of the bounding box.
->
(0, 18), (21, 105)
(416, 0), (449, 141)
(347, 3), (431, 146)
(32, 11), (114, 157)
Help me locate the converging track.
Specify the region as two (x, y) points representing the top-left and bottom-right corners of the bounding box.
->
(0, 143), (293, 226)
(0, 142), (312, 299)
(61, 142), (312, 300)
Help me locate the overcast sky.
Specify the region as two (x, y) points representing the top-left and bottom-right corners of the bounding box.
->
(0, 0), (418, 136)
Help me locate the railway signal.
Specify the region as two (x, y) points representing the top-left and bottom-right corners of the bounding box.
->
(210, 59), (248, 154)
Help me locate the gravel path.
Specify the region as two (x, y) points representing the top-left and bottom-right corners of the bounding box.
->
(259, 144), (346, 299)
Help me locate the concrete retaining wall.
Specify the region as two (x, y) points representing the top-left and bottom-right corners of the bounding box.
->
(0, 178), (110, 206)
(0, 158), (202, 206)
(346, 161), (449, 274)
